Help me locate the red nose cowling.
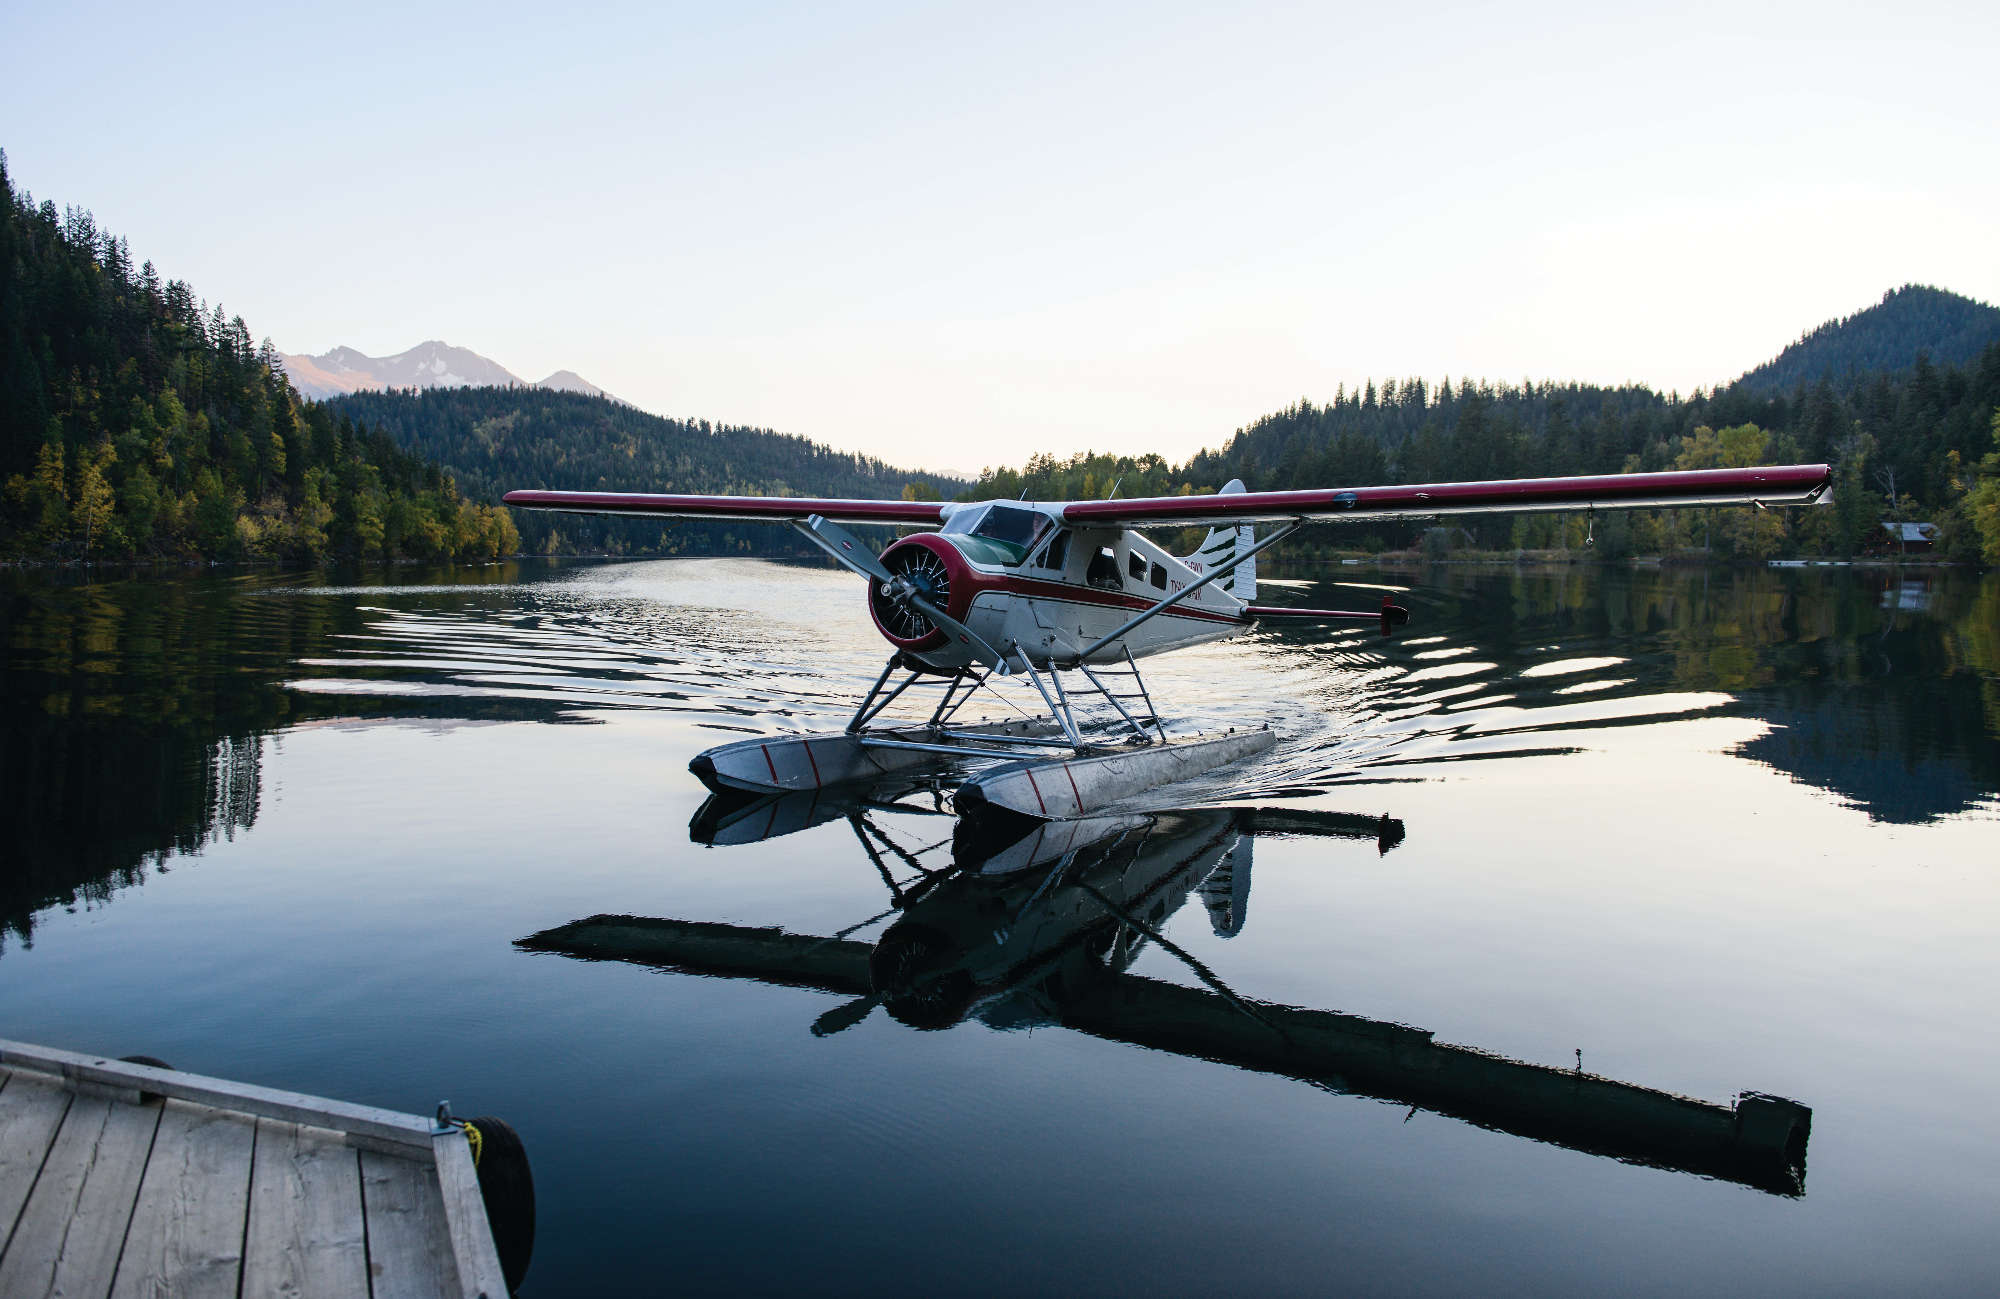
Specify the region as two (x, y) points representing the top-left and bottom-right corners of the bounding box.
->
(866, 534), (975, 653)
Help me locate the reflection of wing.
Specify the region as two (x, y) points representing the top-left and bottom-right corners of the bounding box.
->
(518, 913), (1811, 1195)
(1059, 464), (1831, 528)
(501, 490), (945, 526)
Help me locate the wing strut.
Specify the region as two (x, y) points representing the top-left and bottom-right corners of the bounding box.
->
(1071, 522), (1302, 664)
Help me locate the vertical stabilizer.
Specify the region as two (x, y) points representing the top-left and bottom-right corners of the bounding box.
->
(1189, 479), (1256, 601)
(1198, 835), (1252, 938)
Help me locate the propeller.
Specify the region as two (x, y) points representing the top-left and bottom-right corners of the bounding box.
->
(798, 515), (1007, 668)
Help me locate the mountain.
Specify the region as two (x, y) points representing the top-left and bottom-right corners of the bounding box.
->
(321, 386), (966, 557)
(1733, 285), (2000, 395)
(281, 340), (615, 403)
(534, 369), (604, 397)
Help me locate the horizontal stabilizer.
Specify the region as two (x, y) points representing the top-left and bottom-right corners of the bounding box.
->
(1245, 595), (1410, 636)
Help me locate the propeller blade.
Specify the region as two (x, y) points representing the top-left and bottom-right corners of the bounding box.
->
(810, 994), (879, 1037)
(797, 515), (894, 583)
(902, 592), (1007, 669)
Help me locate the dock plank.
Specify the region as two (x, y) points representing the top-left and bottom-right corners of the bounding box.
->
(0, 1091), (163, 1298)
(0, 1069), (74, 1256)
(360, 1149), (459, 1299)
(242, 1119), (370, 1298)
(110, 1099), (256, 1299)
(433, 1130), (508, 1299)
(0, 1042), (434, 1153)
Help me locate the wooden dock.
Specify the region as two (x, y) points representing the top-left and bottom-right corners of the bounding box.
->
(0, 1039), (515, 1298)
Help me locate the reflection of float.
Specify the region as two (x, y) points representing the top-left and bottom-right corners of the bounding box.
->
(525, 794), (1812, 1196)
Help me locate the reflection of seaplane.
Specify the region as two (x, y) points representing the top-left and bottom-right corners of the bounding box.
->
(521, 795), (1812, 1195)
(506, 464), (1831, 817)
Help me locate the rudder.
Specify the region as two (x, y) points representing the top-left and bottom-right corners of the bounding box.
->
(1189, 479), (1256, 600)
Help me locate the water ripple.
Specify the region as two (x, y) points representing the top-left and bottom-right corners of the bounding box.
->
(272, 561), (1751, 804)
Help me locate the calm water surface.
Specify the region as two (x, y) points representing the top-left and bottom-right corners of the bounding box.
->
(3, 559), (1997, 1296)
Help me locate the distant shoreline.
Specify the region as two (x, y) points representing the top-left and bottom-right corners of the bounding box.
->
(3, 552), (1976, 576)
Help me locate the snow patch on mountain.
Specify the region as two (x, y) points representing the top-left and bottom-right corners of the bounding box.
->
(280, 341), (615, 403)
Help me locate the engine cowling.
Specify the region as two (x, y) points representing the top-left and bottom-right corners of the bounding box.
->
(866, 534), (976, 653)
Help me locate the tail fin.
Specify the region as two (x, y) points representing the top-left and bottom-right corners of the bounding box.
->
(1197, 835), (1252, 938)
(1190, 479), (1256, 601)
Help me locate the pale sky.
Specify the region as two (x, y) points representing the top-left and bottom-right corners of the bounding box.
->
(5, 1), (1995, 478)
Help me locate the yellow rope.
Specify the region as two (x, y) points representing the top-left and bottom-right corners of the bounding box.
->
(461, 1120), (483, 1167)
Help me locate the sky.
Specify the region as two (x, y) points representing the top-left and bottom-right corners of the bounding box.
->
(4, 1), (1996, 478)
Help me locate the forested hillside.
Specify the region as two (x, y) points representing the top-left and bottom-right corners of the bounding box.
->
(324, 386), (964, 556)
(971, 337), (2000, 562)
(1735, 286), (2000, 395)
(0, 151), (516, 563)
(10, 139), (1993, 568)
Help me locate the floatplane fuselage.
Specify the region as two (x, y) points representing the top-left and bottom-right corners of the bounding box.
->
(865, 500), (1273, 672)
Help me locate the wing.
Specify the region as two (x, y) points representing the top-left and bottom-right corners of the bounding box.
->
(1058, 464), (1832, 528)
(501, 490), (946, 526)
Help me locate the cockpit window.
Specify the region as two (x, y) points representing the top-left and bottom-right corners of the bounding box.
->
(1034, 529), (1070, 572)
(942, 502), (1054, 565)
(941, 504), (988, 536)
(972, 503), (1050, 549)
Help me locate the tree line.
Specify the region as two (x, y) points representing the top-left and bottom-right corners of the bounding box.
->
(323, 385), (964, 558)
(0, 150), (517, 564)
(970, 338), (2000, 563)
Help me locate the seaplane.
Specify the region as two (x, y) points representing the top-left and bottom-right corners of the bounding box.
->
(504, 462), (1831, 820)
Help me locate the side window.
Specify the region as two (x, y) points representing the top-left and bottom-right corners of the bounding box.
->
(1127, 552), (1146, 580)
(1150, 563), (1167, 590)
(1087, 547), (1122, 591)
(1037, 530), (1070, 572)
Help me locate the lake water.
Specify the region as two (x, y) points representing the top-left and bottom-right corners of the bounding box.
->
(3, 559), (1996, 1296)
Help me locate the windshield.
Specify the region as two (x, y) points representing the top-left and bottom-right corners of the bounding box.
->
(972, 503), (1051, 549)
(942, 503), (1053, 563)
